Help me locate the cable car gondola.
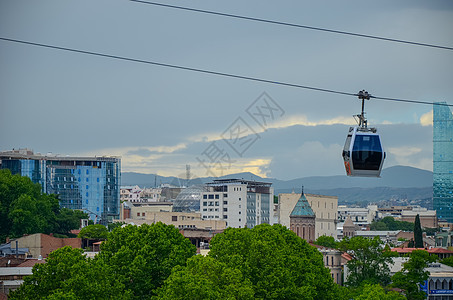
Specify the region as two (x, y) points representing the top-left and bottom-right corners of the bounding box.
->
(342, 90), (385, 177)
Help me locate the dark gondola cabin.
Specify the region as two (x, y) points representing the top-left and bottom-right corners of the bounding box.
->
(342, 126), (385, 177)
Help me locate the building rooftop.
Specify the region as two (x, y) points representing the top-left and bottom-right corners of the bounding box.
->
(0, 149), (119, 161)
(290, 193), (315, 217)
(208, 179), (272, 187)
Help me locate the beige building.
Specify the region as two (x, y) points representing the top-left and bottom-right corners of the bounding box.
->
(279, 192), (338, 239)
(121, 201), (173, 220)
(121, 211), (226, 231)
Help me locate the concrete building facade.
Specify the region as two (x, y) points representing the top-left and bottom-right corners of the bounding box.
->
(200, 179), (274, 228)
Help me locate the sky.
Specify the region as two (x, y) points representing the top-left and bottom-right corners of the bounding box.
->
(1, 0), (452, 180)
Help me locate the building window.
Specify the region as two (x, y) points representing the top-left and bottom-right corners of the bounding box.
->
(209, 202), (214, 206)
(203, 208), (207, 211)
(239, 198), (241, 201)
(223, 215), (228, 219)
(203, 195), (207, 199)
(172, 216), (178, 221)
(224, 194), (227, 198)
(223, 201), (228, 205)
(137, 213), (140, 216)
(208, 194), (214, 199)
(203, 201), (207, 206)
(215, 201), (219, 206)
(223, 208), (228, 212)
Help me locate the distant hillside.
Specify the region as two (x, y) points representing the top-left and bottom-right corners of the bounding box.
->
(121, 165), (433, 205)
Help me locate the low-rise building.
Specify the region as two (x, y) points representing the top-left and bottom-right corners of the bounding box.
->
(121, 211), (226, 231)
(6, 233), (81, 259)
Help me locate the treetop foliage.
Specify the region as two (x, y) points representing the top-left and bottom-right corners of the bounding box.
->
(338, 236), (393, 287)
(78, 224), (109, 240)
(208, 224), (338, 299)
(370, 216), (414, 231)
(0, 169), (88, 242)
(313, 235), (338, 248)
(97, 222), (197, 299)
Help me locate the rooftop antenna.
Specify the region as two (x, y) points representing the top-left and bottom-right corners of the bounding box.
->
(301, 185), (304, 196)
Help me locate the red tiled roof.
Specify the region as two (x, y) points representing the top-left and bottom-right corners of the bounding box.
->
(391, 248), (425, 253)
(391, 247), (453, 254)
(16, 259), (46, 267)
(342, 252), (353, 261)
(428, 248), (453, 254)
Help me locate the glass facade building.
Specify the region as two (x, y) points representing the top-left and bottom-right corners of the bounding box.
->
(433, 102), (453, 222)
(0, 149), (120, 224)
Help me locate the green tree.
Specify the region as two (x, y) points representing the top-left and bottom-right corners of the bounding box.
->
(0, 170), (87, 241)
(108, 221), (125, 232)
(9, 246), (131, 300)
(441, 256), (453, 267)
(354, 284), (405, 300)
(414, 214), (424, 248)
(338, 236), (392, 287)
(391, 250), (435, 300)
(370, 217), (414, 231)
(56, 208), (89, 235)
(97, 223), (196, 298)
(78, 224), (109, 240)
(314, 235), (338, 248)
(208, 224), (337, 299)
(156, 255), (254, 300)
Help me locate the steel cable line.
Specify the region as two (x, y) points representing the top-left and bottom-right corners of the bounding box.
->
(130, 0), (453, 52)
(0, 36), (451, 107)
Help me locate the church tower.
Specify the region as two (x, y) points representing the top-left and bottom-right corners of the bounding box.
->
(290, 189), (316, 243)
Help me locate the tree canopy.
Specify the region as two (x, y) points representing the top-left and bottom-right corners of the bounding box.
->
(78, 224), (109, 240)
(156, 255), (255, 300)
(314, 235), (338, 248)
(0, 169), (88, 242)
(96, 222), (196, 299)
(370, 216), (414, 231)
(391, 250), (436, 300)
(208, 224), (337, 299)
(9, 246), (131, 300)
(338, 236), (392, 287)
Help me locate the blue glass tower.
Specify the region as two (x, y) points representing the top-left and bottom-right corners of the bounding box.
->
(0, 149), (120, 224)
(433, 102), (453, 222)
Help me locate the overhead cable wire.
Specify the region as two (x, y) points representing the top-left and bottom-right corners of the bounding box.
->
(0, 36), (451, 107)
(129, 0), (453, 52)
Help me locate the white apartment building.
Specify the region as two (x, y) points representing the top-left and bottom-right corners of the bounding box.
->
(200, 179), (274, 228)
(120, 185), (142, 203)
(337, 205), (378, 226)
(140, 187), (162, 202)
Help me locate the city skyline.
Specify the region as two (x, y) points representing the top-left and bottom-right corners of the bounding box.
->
(1, 1), (452, 180)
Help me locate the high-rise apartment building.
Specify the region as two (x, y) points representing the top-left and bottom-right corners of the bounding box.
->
(0, 149), (121, 224)
(200, 179), (274, 228)
(433, 102), (453, 222)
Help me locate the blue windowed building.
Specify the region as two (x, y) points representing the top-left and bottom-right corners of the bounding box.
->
(0, 149), (121, 224)
(433, 102), (453, 223)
